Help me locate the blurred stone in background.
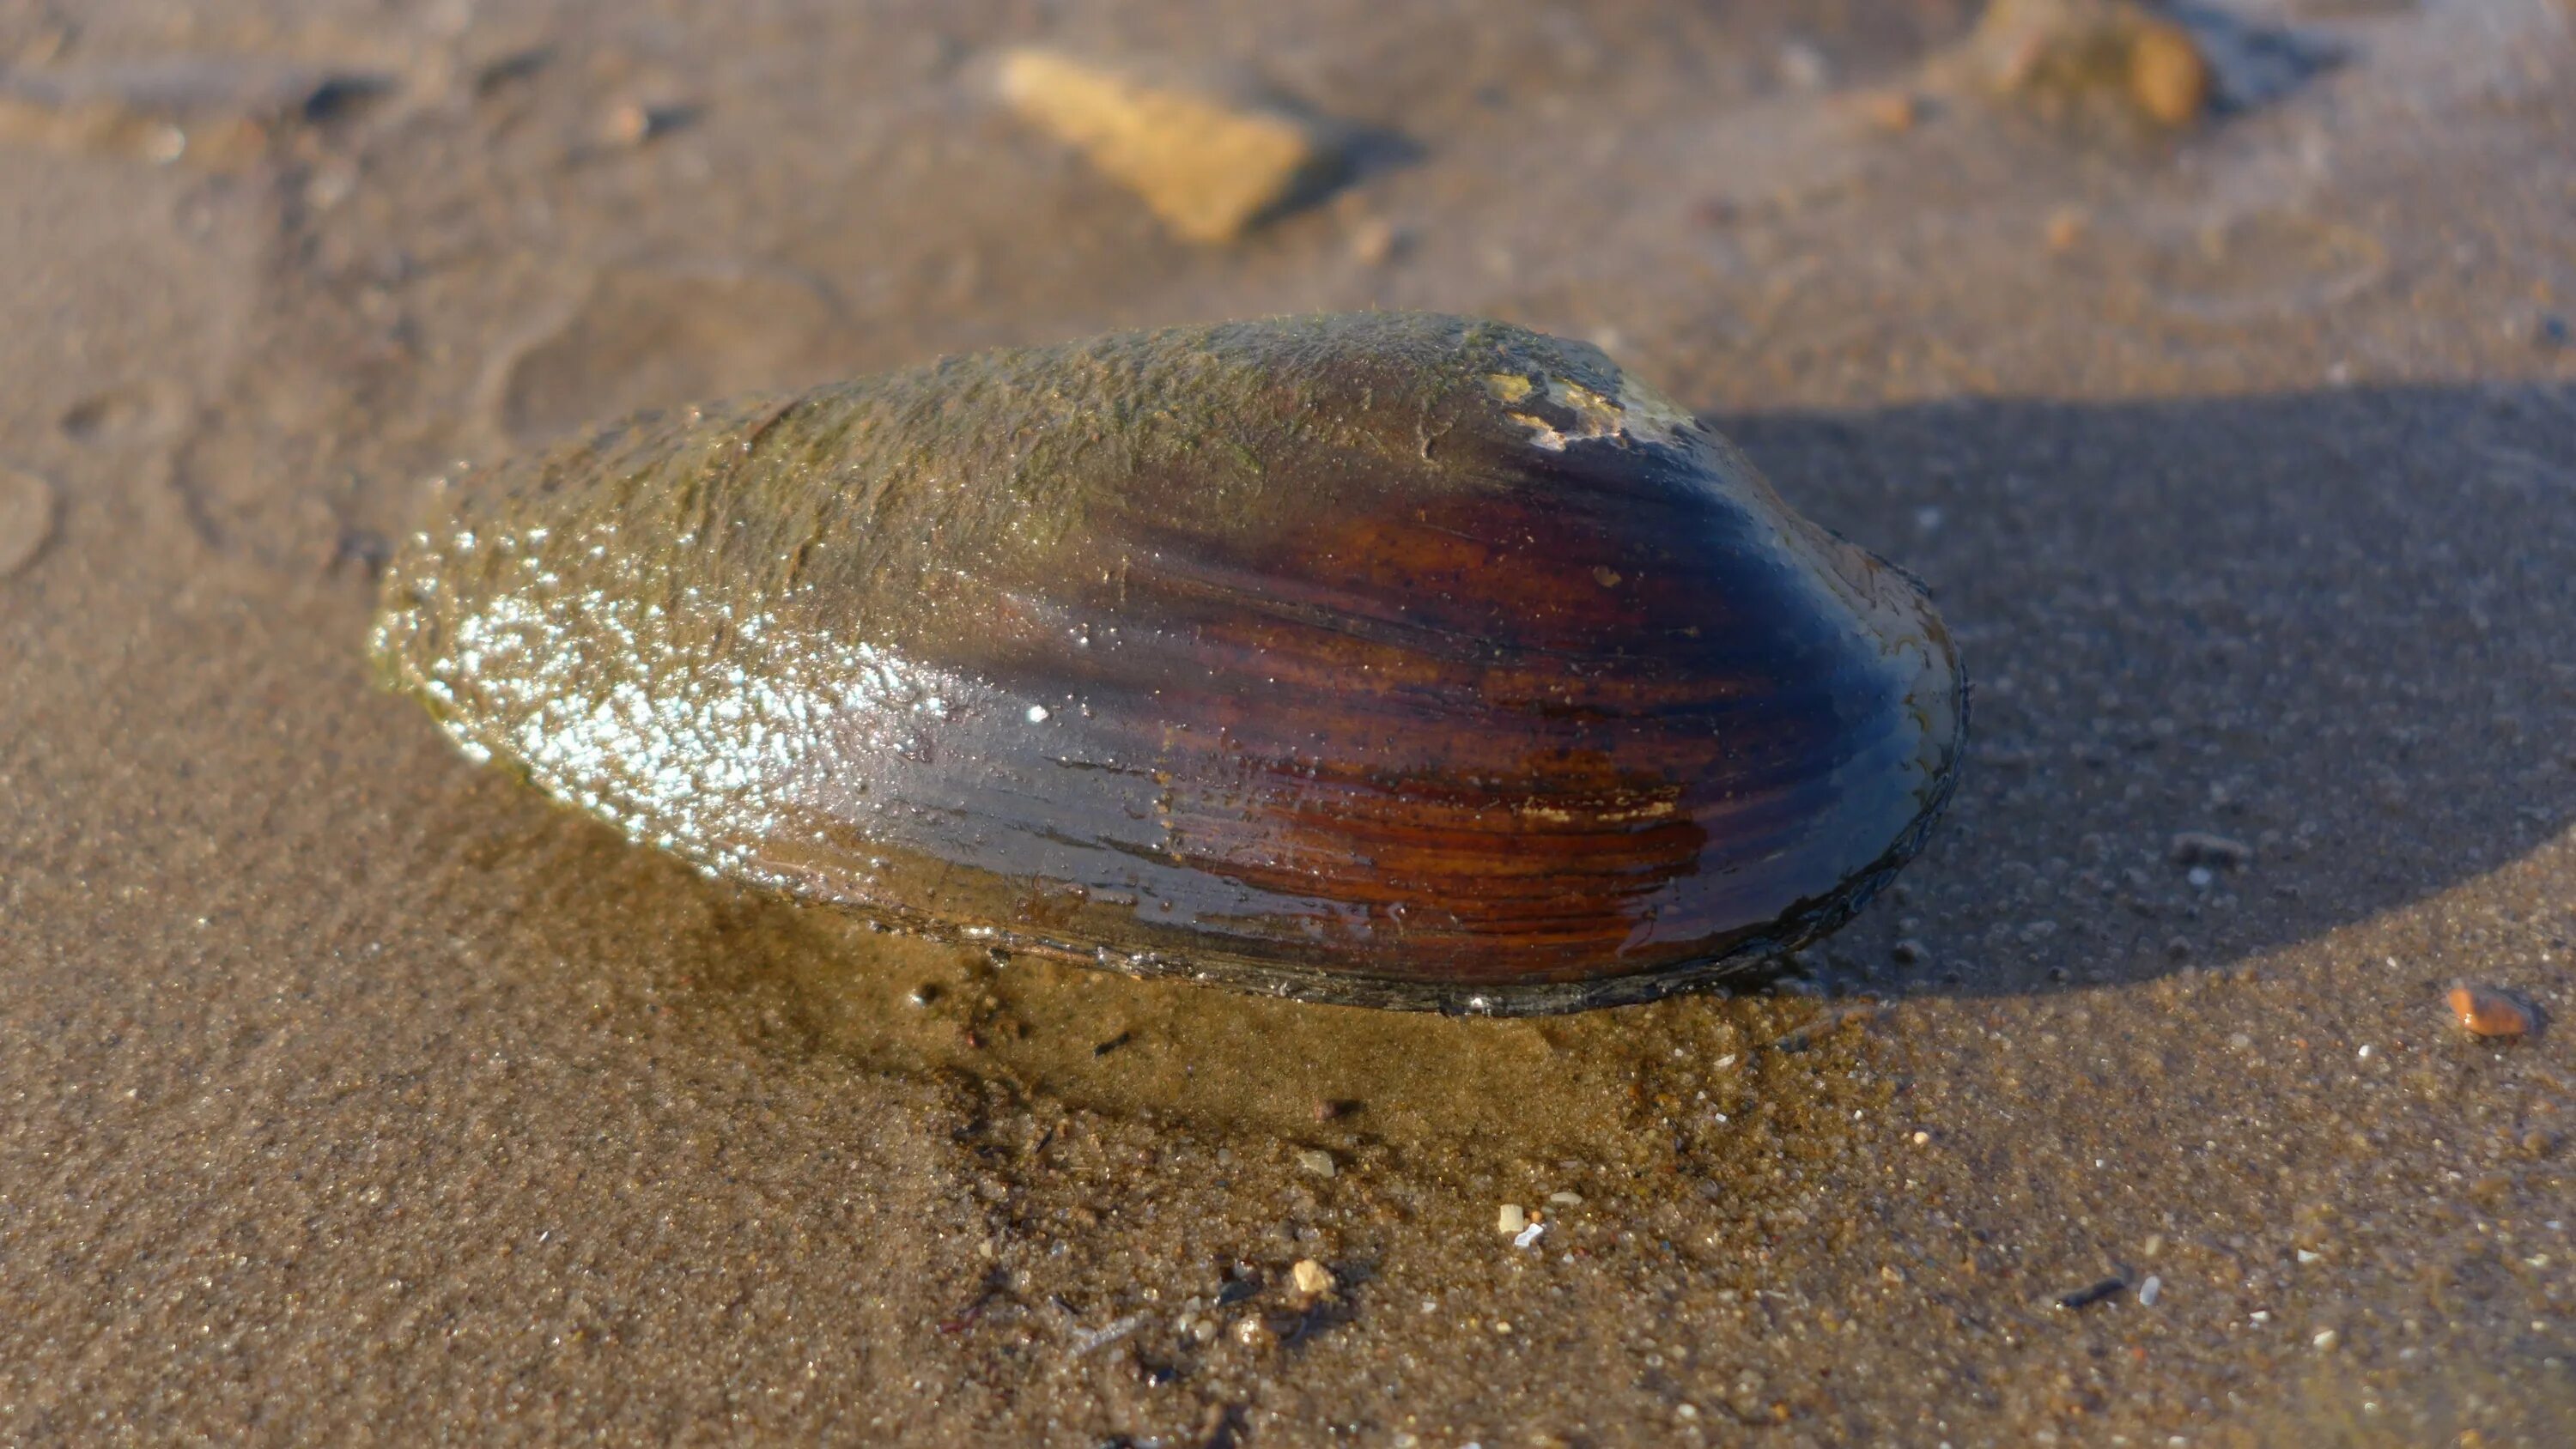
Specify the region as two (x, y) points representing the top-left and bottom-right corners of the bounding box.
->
(996, 46), (1357, 244)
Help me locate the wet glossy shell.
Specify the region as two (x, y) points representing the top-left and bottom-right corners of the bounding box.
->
(372, 312), (1964, 1013)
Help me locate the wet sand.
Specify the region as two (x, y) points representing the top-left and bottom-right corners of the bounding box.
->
(4, 0), (2574, 1443)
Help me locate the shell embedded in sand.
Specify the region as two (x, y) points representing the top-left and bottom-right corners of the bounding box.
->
(371, 312), (1965, 1013)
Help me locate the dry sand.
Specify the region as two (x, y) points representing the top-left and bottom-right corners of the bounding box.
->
(4, 0), (2575, 1443)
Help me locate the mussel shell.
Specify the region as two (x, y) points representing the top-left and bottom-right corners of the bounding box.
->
(372, 312), (1964, 1013)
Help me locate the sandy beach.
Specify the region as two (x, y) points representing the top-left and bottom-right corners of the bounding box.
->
(4, 0), (2573, 1442)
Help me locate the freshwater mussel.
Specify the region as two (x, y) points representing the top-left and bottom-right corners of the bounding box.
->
(373, 312), (1964, 1013)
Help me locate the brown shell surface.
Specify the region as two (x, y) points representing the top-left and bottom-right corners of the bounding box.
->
(371, 312), (1965, 1013)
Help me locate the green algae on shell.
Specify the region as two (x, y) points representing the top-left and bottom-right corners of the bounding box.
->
(370, 312), (1965, 1014)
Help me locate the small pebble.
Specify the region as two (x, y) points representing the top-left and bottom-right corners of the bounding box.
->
(1231, 1316), (1278, 1350)
(1297, 1148), (1336, 1178)
(2448, 984), (2538, 1039)
(0, 466), (56, 578)
(598, 97), (694, 148)
(1546, 1190), (1583, 1207)
(1497, 1203), (1528, 1235)
(2138, 1274), (2162, 1307)
(2170, 831), (2253, 869)
(1290, 1258), (1334, 1297)
(2055, 1276), (2127, 1311)
(1971, 0), (2210, 130)
(1856, 88), (1923, 134)
(2126, 18), (2210, 126)
(601, 101), (654, 147)
(2044, 208), (2089, 254)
